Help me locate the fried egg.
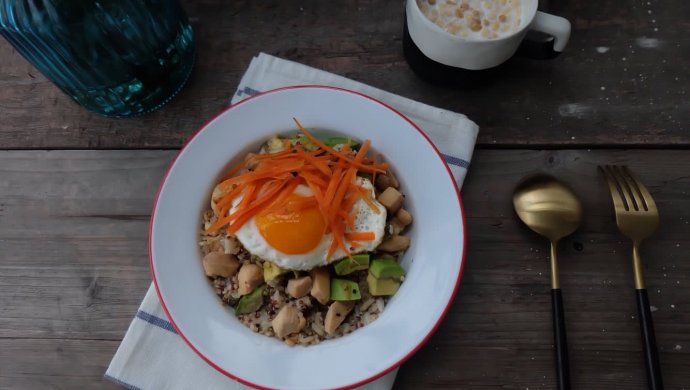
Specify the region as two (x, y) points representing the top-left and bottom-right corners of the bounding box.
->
(230, 178), (387, 270)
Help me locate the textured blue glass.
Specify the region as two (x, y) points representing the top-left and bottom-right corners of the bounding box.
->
(0, 0), (195, 117)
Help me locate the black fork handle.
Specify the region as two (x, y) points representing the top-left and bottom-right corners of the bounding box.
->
(552, 288), (570, 390)
(636, 289), (664, 390)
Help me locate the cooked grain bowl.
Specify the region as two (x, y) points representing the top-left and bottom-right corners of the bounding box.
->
(199, 121), (412, 345)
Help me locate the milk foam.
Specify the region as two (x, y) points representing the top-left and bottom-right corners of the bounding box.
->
(417, 0), (522, 40)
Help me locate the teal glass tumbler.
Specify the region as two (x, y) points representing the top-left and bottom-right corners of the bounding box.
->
(0, 0), (195, 117)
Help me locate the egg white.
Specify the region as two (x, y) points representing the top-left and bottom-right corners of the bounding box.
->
(230, 178), (386, 270)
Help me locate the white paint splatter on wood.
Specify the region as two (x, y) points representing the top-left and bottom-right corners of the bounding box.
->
(596, 46), (610, 53)
(558, 103), (593, 119)
(636, 37), (662, 48)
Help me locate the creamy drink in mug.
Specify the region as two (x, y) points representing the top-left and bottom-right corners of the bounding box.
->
(417, 0), (523, 40)
(405, 0), (572, 71)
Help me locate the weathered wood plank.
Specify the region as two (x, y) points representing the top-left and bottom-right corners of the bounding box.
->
(0, 151), (173, 340)
(0, 338), (121, 390)
(1, 149), (689, 388)
(0, 0), (688, 149)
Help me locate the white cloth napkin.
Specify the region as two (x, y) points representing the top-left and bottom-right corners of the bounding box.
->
(105, 53), (479, 390)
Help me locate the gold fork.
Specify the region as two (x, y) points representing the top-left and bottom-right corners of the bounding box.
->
(600, 165), (663, 390)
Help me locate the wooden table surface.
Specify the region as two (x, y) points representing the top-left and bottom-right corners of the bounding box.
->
(1, 1), (688, 389)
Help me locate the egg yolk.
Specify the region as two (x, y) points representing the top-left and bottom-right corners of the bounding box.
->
(255, 193), (327, 254)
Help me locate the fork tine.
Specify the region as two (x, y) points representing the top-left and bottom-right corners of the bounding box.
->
(622, 166), (658, 212)
(599, 165), (629, 212)
(610, 165), (641, 211)
(618, 166), (648, 211)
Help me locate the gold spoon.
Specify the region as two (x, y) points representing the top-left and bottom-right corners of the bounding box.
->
(513, 174), (582, 390)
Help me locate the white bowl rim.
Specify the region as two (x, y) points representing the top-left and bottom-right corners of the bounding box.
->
(148, 85), (467, 390)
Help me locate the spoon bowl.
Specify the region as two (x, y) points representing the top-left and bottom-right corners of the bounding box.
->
(513, 174), (582, 242)
(512, 173), (582, 390)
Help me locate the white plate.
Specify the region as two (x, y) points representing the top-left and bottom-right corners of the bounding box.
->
(150, 86), (466, 390)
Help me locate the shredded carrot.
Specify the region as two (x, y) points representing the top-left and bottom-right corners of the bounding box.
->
(341, 141), (351, 154)
(266, 176), (301, 211)
(293, 118), (389, 173)
(338, 209), (355, 227)
(301, 152), (332, 176)
(298, 170), (329, 188)
(341, 186), (362, 212)
(251, 149), (294, 159)
(214, 184), (244, 210)
(323, 168), (344, 206)
(329, 167), (356, 223)
(207, 119), (392, 257)
(219, 159), (249, 181)
(207, 183), (259, 233)
(226, 182), (259, 220)
(217, 203), (230, 220)
(371, 152), (380, 186)
(329, 222), (349, 259)
(217, 168), (294, 191)
(355, 185), (381, 214)
(345, 231), (375, 241)
(355, 140), (370, 163)
(226, 181), (289, 235)
(326, 232), (340, 258)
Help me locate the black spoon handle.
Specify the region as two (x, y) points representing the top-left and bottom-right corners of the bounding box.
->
(636, 288), (664, 390)
(552, 288), (571, 390)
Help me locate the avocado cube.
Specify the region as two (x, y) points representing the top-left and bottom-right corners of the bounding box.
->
(235, 284), (266, 315)
(367, 273), (401, 296)
(263, 261), (287, 282)
(323, 136), (360, 149)
(330, 278), (361, 301)
(290, 134), (318, 151)
(333, 254), (370, 276)
(369, 259), (405, 280)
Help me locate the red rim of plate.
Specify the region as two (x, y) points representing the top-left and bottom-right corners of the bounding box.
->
(148, 85), (467, 390)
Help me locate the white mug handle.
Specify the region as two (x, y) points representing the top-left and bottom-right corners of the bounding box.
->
(530, 11), (571, 52)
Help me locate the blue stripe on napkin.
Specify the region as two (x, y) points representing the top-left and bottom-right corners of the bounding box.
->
(104, 374), (144, 390)
(104, 312), (177, 389)
(441, 154), (470, 169)
(135, 310), (177, 334)
(235, 86), (262, 97)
